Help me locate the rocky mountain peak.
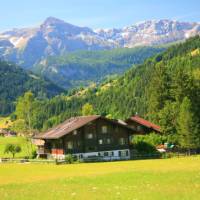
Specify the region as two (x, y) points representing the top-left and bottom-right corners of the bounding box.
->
(40, 16), (93, 35)
(42, 17), (66, 26)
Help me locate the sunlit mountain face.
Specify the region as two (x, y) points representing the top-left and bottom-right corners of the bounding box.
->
(0, 17), (199, 68)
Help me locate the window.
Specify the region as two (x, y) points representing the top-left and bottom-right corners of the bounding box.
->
(77, 141), (81, 147)
(119, 138), (128, 145)
(98, 139), (103, 145)
(99, 152), (104, 156)
(114, 126), (119, 132)
(104, 152), (109, 156)
(104, 151), (115, 156)
(102, 126), (108, 134)
(73, 130), (77, 135)
(119, 150), (129, 157)
(86, 133), (94, 139)
(98, 138), (111, 145)
(106, 138), (111, 144)
(137, 126), (143, 132)
(119, 138), (125, 145)
(67, 141), (73, 149)
(131, 125), (136, 130)
(73, 141), (81, 148)
(108, 151), (114, 156)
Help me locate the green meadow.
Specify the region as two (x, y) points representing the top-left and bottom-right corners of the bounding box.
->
(0, 157), (200, 200)
(0, 137), (35, 158)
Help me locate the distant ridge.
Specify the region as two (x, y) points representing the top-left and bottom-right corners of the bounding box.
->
(0, 18), (199, 67)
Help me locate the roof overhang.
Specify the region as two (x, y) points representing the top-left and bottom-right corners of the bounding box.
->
(34, 115), (134, 140)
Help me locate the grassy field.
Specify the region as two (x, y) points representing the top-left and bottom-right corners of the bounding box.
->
(0, 157), (200, 200)
(0, 137), (35, 158)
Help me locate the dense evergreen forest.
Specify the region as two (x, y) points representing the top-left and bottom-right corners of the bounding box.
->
(0, 46), (164, 116)
(33, 47), (164, 89)
(10, 36), (200, 148)
(0, 61), (64, 115)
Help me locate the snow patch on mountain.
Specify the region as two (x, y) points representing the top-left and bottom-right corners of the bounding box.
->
(0, 17), (200, 67)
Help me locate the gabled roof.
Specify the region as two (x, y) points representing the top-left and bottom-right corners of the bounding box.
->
(127, 115), (161, 132)
(34, 115), (133, 139)
(34, 115), (100, 139)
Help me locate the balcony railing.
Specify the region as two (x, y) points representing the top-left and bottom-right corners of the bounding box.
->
(37, 148), (51, 154)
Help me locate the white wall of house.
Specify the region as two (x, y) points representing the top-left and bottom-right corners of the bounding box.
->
(50, 149), (130, 161)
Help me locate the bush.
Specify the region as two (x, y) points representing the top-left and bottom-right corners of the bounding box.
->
(134, 141), (159, 155)
(65, 154), (74, 164)
(31, 150), (37, 159)
(133, 133), (166, 146)
(132, 134), (162, 156)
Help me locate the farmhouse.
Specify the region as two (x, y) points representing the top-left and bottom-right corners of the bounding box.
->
(34, 115), (161, 160)
(34, 115), (134, 160)
(126, 115), (161, 134)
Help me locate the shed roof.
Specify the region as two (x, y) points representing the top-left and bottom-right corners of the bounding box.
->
(127, 115), (161, 132)
(34, 115), (133, 139)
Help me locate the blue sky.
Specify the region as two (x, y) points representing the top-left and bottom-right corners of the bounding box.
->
(0, 0), (200, 31)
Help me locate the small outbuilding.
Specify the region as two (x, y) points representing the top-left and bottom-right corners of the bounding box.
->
(125, 115), (161, 134)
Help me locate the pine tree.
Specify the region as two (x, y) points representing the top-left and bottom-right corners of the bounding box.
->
(159, 101), (178, 136)
(177, 97), (200, 154)
(146, 62), (171, 122)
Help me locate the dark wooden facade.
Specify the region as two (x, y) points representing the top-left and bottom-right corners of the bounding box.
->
(43, 118), (132, 156)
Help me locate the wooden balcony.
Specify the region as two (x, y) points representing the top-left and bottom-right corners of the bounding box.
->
(37, 148), (51, 154)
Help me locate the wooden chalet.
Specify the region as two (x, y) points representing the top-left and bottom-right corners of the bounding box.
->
(125, 115), (161, 134)
(34, 115), (134, 160)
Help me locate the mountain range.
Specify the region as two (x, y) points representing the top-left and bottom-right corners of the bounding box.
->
(0, 17), (200, 68)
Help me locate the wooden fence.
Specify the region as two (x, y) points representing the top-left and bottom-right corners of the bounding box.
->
(0, 158), (55, 164)
(0, 152), (199, 164)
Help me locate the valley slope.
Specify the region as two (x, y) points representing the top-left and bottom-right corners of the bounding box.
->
(0, 60), (64, 115)
(26, 36), (200, 133)
(33, 47), (164, 89)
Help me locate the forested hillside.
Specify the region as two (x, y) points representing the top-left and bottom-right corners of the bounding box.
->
(33, 47), (164, 88)
(12, 36), (200, 146)
(0, 61), (64, 115)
